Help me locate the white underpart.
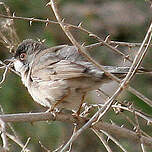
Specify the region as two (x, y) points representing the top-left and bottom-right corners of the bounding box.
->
(14, 60), (24, 73)
(14, 60), (29, 87)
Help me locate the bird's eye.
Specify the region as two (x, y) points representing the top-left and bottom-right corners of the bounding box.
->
(20, 53), (26, 60)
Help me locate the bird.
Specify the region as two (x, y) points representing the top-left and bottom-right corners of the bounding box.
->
(10, 39), (134, 114)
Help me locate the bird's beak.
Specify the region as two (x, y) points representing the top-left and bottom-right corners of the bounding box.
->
(4, 57), (15, 63)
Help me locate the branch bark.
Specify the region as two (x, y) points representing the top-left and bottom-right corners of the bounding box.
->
(0, 112), (152, 148)
(48, 0), (152, 151)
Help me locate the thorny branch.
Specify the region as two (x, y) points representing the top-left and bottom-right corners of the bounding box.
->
(0, 1), (152, 151)
(1, 2), (152, 108)
(0, 112), (152, 148)
(0, 119), (9, 151)
(0, 13), (151, 47)
(92, 128), (113, 152)
(0, 2), (20, 52)
(100, 129), (128, 152)
(48, 0), (152, 151)
(0, 13), (151, 62)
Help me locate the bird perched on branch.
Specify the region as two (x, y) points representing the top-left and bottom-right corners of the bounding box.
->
(9, 39), (138, 114)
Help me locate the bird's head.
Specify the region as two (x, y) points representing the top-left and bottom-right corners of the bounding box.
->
(12, 39), (47, 73)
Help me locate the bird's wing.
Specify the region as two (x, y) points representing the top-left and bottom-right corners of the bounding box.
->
(31, 60), (91, 81)
(30, 45), (92, 81)
(29, 46), (92, 107)
(31, 45), (129, 82)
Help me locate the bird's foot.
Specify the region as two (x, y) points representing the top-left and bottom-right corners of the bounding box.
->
(45, 107), (60, 121)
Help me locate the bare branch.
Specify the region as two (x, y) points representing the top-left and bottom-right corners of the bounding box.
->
(0, 112), (152, 148)
(0, 119), (9, 151)
(6, 133), (31, 152)
(0, 66), (8, 86)
(0, 13), (151, 49)
(0, 60), (20, 77)
(1, 9), (152, 109)
(92, 128), (113, 152)
(39, 140), (51, 152)
(128, 87), (152, 108)
(49, 0), (152, 151)
(100, 129), (128, 152)
(0, 13), (151, 63)
(21, 137), (31, 152)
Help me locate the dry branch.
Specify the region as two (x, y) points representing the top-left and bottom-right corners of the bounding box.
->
(48, 0), (152, 151)
(0, 1), (152, 151)
(1, 6), (152, 108)
(0, 112), (152, 148)
(0, 13), (149, 64)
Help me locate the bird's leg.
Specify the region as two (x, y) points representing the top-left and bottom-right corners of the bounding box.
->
(73, 93), (86, 117)
(45, 105), (58, 121)
(45, 89), (71, 115)
(45, 105), (56, 113)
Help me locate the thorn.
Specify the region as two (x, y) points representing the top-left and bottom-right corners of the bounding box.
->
(128, 45), (132, 49)
(120, 124), (124, 128)
(64, 25), (69, 29)
(105, 35), (111, 43)
(123, 58), (126, 63)
(46, 1), (52, 7)
(96, 90), (101, 97)
(12, 12), (15, 17)
(123, 55), (129, 63)
(89, 33), (95, 37)
(61, 18), (65, 23)
(45, 18), (49, 27)
(125, 55), (130, 59)
(110, 119), (115, 125)
(147, 120), (152, 125)
(78, 22), (83, 28)
(106, 136), (110, 142)
(29, 18), (34, 26)
(133, 126), (137, 131)
(81, 42), (85, 47)
(147, 121), (150, 125)
(29, 21), (32, 26)
(37, 38), (41, 42)
(115, 45), (119, 48)
(42, 39), (46, 43)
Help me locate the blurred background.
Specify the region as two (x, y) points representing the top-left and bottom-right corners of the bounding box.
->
(0, 0), (152, 151)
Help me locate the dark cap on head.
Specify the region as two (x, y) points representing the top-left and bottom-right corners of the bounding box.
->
(14, 39), (48, 58)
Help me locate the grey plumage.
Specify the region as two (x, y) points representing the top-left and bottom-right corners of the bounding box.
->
(13, 39), (131, 111)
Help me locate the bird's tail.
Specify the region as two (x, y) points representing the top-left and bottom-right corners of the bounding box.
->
(103, 66), (151, 74)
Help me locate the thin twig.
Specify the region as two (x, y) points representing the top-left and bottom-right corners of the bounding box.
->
(0, 65), (8, 86)
(39, 141), (51, 152)
(21, 137), (31, 152)
(0, 105), (30, 151)
(94, 103), (152, 126)
(92, 128), (113, 152)
(86, 41), (152, 49)
(134, 112), (147, 152)
(0, 13), (149, 63)
(0, 13), (151, 49)
(95, 89), (152, 125)
(120, 112), (152, 139)
(0, 119), (9, 151)
(128, 87), (152, 108)
(6, 133), (31, 152)
(0, 60), (20, 77)
(49, 0), (152, 151)
(0, 111), (152, 147)
(100, 129), (128, 152)
(1, 11), (152, 108)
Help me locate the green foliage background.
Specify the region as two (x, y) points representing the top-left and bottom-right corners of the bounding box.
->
(0, 0), (152, 151)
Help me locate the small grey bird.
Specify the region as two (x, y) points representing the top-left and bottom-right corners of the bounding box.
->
(11, 39), (132, 113)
